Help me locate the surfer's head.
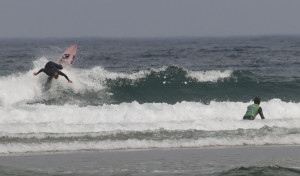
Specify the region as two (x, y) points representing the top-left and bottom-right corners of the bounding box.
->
(254, 97), (261, 105)
(53, 72), (59, 79)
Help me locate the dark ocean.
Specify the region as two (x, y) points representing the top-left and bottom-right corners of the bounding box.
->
(1, 36), (300, 175)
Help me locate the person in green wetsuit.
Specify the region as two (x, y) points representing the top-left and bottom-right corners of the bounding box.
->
(243, 97), (265, 120)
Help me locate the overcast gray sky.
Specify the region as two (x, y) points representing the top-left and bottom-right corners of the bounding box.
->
(1, 0), (300, 38)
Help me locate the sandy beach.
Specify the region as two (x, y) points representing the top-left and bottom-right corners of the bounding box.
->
(1, 145), (300, 175)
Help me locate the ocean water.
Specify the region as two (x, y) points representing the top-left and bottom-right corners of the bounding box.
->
(1, 36), (300, 175)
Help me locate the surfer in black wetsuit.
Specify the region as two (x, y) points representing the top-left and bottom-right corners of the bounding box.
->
(34, 61), (72, 83)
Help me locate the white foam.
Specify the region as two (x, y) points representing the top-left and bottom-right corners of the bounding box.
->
(1, 134), (300, 154)
(187, 70), (232, 82)
(0, 99), (300, 154)
(1, 99), (300, 134)
(0, 70), (43, 106)
(0, 58), (159, 105)
(0, 57), (234, 106)
(68, 66), (151, 92)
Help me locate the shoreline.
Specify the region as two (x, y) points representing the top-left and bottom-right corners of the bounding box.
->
(1, 144), (300, 157)
(1, 145), (300, 175)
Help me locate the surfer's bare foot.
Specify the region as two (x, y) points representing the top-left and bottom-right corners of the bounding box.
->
(68, 80), (73, 83)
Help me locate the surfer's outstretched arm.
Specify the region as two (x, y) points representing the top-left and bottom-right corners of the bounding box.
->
(34, 68), (45, 75)
(57, 70), (72, 83)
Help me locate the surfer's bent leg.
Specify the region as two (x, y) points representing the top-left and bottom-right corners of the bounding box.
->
(46, 76), (53, 84)
(43, 76), (53, 91)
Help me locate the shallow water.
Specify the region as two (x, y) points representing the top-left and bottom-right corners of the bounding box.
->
(1, 146), (300, 176)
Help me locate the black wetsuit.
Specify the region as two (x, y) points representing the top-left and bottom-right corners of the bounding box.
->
(243, 107), (265, 120)
(37, 61), (69, 81)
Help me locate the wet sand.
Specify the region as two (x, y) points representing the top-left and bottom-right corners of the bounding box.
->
(0, 146), (300, 175)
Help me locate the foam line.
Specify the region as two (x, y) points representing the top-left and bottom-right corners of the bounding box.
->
(1, 99), (300, 133)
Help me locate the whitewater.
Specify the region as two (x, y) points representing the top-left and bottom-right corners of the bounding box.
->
(0, 55), (300, 154)
(2, 37), (300, 176)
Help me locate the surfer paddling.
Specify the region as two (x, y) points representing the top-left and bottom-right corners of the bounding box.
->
(34, 61), (72, 83)
(243, 97), (265, 120)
